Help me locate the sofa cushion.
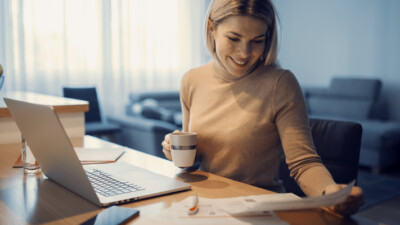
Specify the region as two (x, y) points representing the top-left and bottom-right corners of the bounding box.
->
(308, 96), (372, 120)
(329, 77), (382, 101)
(127, 98), (182, 127)
(129, 91), (181, 112)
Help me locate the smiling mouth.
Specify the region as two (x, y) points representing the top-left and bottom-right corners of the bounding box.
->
(231, 57), (248, 66)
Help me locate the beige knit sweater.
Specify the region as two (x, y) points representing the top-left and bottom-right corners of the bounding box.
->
(180, 61), (336, 196)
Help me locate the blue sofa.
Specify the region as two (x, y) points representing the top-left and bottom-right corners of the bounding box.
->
(304, 77), (400, 173)
(108, 91), (181, 158)
(109, 77), (400, 173)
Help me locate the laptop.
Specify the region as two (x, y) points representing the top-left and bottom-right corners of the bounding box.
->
(4, 97), (191, 207)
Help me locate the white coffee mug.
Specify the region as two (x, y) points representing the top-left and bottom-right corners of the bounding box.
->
(170, 132), (197, 168)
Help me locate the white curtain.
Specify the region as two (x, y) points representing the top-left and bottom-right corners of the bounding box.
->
(0, 0), (210, 116)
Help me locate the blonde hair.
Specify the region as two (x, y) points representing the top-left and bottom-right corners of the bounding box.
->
(205, 0), (278, 66)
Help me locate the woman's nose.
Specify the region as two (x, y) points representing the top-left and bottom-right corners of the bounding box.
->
(236, 42), (251, 58)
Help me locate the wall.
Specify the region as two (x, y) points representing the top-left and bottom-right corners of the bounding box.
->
(273, 0), (400, 121)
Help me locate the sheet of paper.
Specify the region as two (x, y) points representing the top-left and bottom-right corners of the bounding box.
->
(156, 196), (289, 225)
(74, 147), (125, 162)
(216, 180), (355, 215)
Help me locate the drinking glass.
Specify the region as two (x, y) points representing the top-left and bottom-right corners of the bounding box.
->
(21, 136), (40, 174)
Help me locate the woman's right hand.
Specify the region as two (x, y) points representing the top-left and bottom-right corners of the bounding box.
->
(161, 130), (181, 160)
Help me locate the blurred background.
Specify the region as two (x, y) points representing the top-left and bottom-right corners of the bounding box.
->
(0, 0), (399, 120)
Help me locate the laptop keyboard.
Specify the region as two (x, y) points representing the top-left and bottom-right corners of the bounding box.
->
(86, 169), (145, 197)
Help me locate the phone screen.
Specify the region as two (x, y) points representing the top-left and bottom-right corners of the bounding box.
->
(80, 206), (140, 225)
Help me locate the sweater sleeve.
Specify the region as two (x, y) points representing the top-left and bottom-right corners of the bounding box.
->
(274, 71), (336, 196)
(180, 72), (191, 132)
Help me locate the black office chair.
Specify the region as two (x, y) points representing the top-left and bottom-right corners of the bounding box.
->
(63, 87), (121, 142)
(279, 118), (362, 196)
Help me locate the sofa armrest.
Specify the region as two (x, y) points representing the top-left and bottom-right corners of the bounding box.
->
(369, 99), (389, 120)
(108, 114), (177, 133)
(107, 114), (178, 158)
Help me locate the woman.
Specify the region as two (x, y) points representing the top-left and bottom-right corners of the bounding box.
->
(162, 0), (363, 216)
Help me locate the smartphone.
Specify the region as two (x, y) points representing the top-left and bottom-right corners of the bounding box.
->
(80, 206), (140, 225)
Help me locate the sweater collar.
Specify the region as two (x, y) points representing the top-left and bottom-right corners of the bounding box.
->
(212, 57), (263, 82)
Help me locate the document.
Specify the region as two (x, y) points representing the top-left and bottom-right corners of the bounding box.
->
(215, 180), (355, 215)
(74, 147), (125, 164)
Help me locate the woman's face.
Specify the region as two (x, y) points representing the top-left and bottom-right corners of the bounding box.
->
(211, 15), (268, 77)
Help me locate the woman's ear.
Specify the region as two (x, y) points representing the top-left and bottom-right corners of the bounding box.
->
(208, 19), (215, 36)
(208, 19), (216, 52)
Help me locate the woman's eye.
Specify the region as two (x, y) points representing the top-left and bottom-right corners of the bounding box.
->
(228, 37), (239, 42)
(253, 39), (265, 44)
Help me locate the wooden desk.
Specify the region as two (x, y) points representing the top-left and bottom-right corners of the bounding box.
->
(0, 136), (376, 225)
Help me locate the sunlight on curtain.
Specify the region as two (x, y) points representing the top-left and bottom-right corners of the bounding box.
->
(21, 0), (103, 89)
(109, 0), (181, 105)
(0, 0), (209, 115)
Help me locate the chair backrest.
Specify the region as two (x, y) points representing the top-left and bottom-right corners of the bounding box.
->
(63, 87), (102, 123)
(279, 118), (362, 196)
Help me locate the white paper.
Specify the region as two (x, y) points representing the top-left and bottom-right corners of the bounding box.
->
(74, 147), (125, 162)
(154, 196), (289, 225)
(217, 180), (355, 215)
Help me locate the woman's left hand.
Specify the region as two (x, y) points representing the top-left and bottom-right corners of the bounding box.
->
(324, 184), (364, 217)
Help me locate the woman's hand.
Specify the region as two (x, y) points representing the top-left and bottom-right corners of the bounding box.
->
(324, 184), (364, 217)
(161, 130), (181, 160)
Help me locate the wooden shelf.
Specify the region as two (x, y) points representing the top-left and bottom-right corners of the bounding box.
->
(0, 91), (89, 117)
(0, 91), (88, 144)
